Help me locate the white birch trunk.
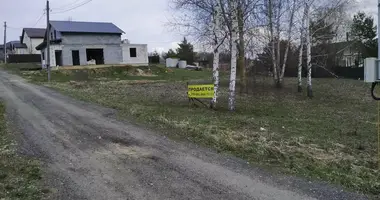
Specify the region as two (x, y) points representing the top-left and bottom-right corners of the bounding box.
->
(211, 1), (221, 109)
(229, 0), (238, 111)
(268, 0), (277, 82)
(297, 4), (308, 92)
(305, 3), (313, 98)
(280, 0), (297, 83)
(275, 0), (281, 87)
(297, 43), (304, 92)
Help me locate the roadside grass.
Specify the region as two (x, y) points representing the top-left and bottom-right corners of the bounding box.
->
(4, 64), (215, 83)
(0, 102), (45, 200)
(7, 65), (380, 196)
(1, 63), (42, 71)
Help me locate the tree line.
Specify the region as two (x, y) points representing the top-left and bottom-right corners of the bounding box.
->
(168, 0), (377, 111)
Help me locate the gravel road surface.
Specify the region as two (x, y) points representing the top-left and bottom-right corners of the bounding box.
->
(0, 70), (368, 200)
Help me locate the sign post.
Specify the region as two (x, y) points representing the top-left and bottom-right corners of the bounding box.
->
(187, 82), (214, 108)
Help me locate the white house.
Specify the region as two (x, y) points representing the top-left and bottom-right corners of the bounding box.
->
(121, 41), (148, 66)
(13, 43), (28, 54)
(6, 41), (28, 55)
(36, 20), (126, 67)
(20, 28), (45, 54)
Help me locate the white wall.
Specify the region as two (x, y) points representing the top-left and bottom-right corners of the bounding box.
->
(122, 44), (148, 66)
(41, 45), (63, 67)
(14, 48), (28, 54)
(30, 38), (43, 54)
(22, 33), (31, 53)
(23, 33), (43, 54)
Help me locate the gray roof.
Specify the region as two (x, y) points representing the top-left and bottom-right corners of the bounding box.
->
(7, 41), (18, 48)
(23, 28), (46, 38)
(50, 21), (124, 34)
(13, 42), (27, 48)
(0, 41), (27, 49)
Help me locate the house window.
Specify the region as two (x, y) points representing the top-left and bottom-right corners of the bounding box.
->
(54, 31), (57, 40)
(130, 48), (137, 57)
(50, 32), (53, 40)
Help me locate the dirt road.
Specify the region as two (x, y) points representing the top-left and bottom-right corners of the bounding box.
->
(0, 70), (367, 200)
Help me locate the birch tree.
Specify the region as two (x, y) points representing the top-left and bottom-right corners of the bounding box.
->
(267, 0), (277, 83)
(228, 0), (239, 111)
(237, 1), (247, 93)
(280, 0), (297, 83)
(305, 2), (313, 98)
(218, 0), (260, 94)
(297, 4), (307, 92)
(264, 0), (299, 88)
(302, 0), (350, 97)
(211, 1), (223, 109)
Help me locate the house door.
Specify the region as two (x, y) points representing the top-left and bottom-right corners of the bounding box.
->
(55, 50), (62, 66)
(72, 50), (80, 66)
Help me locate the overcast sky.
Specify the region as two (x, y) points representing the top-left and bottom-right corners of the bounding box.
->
(0, 0), (377, 53)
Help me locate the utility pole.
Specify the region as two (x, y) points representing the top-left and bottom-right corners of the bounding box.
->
(3, 22), (6, 64)
(378, 0), (380, 63)
(46, 0), (51, 82)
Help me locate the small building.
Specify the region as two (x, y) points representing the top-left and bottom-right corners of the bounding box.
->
(12, 42), (28, 54)
(166, 58), (179, 68)
(0, 41), (28, 55)
(312, 41), (362, 68)
(21, 28), (45, 54)
(121, 42), (149, 66)
(36, 20), (125, 67)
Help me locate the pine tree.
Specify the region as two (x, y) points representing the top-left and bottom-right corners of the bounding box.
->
(176, 37), (195, 64)
(350, 12), (378, 58)
(165, 49), (178, 59)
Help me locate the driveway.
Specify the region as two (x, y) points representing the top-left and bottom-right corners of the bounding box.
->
(0, 70), (367, 200)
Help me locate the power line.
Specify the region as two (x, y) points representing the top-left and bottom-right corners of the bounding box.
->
(51, 0), (93, 14)
(52, 0), (81, 10)
(7, 10), (46, 30)
(32, 11), (46, 28)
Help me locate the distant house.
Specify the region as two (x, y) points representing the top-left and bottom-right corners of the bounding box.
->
(312, 41), (363, 68)
(21, 28), (45, 54)
(36, 20), (126, 67)
(337, 41), (362, 67)
(2, 41), (28, 55)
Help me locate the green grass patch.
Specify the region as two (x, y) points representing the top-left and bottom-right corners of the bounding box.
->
(5, 64), (215, 83)
(0, 102), (45, 200)
(1, 63), (41, 71)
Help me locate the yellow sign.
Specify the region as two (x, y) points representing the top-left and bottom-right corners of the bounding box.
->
(188, 84), (214, 98)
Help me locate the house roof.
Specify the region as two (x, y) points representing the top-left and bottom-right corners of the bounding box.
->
(7, 41), (19, 48)
(21, 28), (46, 44)
(0, 41), (27, 49)
(23, 28), (46, 38)
(13, 43), (27, 48)
(50, 21), (125, 34)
